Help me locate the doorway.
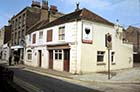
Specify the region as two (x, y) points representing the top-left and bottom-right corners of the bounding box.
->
(38, 50), (42, 67)
(64, 49), (70, 72)
(49, 50), (53, 69)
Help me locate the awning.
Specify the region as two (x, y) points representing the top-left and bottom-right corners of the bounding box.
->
(47, 43), (70, 50)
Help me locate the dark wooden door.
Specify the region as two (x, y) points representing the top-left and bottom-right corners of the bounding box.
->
(49, 50), (53, 69)
(64, 49), (70, 72)
(38, 50), (42, 67)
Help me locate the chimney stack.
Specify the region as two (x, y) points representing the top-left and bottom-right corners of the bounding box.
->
(50, 5), (58, 14)
(40, 0), (49, 22)
(31, 0), (41, 8)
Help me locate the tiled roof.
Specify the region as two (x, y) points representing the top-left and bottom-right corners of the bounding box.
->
(27, 8), (114, 34)
(40, 8), (114, 29)
(26, 20), (48, 34)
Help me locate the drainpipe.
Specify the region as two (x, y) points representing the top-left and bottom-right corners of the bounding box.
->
(137, 30), (139, 53)
(75, 19), (78, 74)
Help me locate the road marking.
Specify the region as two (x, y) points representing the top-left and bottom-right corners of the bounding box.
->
(14, 76), (44, 92)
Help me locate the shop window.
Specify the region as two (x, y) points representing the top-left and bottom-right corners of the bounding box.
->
(55, 50), (62, 60)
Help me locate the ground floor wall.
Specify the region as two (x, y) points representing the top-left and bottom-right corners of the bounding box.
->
(79, 43), (133, 74)
(25, 43), (80, 74)
(25, 42), (133, 74)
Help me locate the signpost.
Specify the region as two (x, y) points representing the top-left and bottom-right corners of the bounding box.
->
(105, 33), (112, 79)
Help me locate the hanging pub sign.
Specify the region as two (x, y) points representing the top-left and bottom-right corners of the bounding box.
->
(82, 24), (93, 44)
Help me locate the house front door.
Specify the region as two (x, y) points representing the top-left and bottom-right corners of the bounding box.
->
(49, 50), (53, 69)
(63, 49), (70, 72)
(38, 50), (42, 67)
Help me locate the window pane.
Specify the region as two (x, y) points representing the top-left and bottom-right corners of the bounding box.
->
(59, 26), (65, 40)
(55, 53), (58, 59)
(97, 56), (103, 62)
(39, 31), (43, 39)
(59, 53), (62, 60)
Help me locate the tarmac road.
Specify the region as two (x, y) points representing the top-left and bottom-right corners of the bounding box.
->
(10, 67), (102, 92)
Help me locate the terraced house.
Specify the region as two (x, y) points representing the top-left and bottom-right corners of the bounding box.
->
(10, 0), (63, 62)
(25, 6), (133, 74)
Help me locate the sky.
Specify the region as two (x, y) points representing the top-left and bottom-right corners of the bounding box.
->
(0, 0), (140, 29)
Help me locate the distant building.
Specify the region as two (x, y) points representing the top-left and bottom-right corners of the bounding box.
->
(123, 26), (140, 63)
(25, 7), (133, 74)
(9, 0), (63, 62)
(123, 26), (140, 53)
(0, 26), (11, 60)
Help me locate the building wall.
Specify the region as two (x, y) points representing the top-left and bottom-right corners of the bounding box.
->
(123, 26), (140, 52)
(0, 27), (4, 46)
(25, 20), (133, 74)
(79, 20), (133, 73)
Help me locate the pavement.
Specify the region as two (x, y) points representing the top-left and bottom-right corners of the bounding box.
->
(1, 59), (140, 84)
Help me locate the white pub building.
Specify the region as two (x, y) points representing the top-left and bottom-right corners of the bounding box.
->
(25, 8), (133, 74)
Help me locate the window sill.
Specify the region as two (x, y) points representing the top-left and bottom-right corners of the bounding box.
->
(27, 59), (32, 62)
(97, 62), (106, 65)
(112, 62), (116, 65)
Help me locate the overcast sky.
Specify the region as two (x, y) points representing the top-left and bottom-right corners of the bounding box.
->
(0, 0), (140, 28)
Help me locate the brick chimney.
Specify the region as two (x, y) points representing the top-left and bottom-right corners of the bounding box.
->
(50, 5), (58, 14)
(31, 0), (41, 8)
(40, 0), (49, 21)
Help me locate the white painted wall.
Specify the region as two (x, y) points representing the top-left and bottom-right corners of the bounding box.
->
(25, 19), (133, 74)
(79, 20), (133, 73)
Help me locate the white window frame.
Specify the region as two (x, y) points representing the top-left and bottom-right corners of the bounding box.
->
(54, 50), (63, 60)
(27, 50), (32, 61)
(39, 31), (43, 39)
(58, 26), (65, 40)
(97, 51), (105, 62)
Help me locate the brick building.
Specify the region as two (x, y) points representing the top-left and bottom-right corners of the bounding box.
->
(123, 26), (140, 62)
(0, 26), (11, 60)
(10, 0), (63, 62)
(123, 26), (140, 53)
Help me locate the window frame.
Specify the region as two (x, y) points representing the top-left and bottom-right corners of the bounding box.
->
(97, 51), (105, 63)
(27, 50), (32, 60)
(111, 52), (115, 63)
(54, 50), (63, 60)
(39, 31), (43, 39)
(32, 34), (36, 44)
(47, 30), (53, 42)
(58, 26), (65, 40)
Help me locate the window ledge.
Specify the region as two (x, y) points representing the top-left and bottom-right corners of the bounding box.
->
(97, 62), (106, 65)
(112, 62), (116, 65)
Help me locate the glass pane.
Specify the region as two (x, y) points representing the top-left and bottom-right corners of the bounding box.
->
(59, 53), (62, 60)
(97, 56), (103, 62)
(55, 53), (58, 59)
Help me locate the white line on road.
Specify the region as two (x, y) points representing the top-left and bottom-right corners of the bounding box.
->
(14, 76), (44, 92)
